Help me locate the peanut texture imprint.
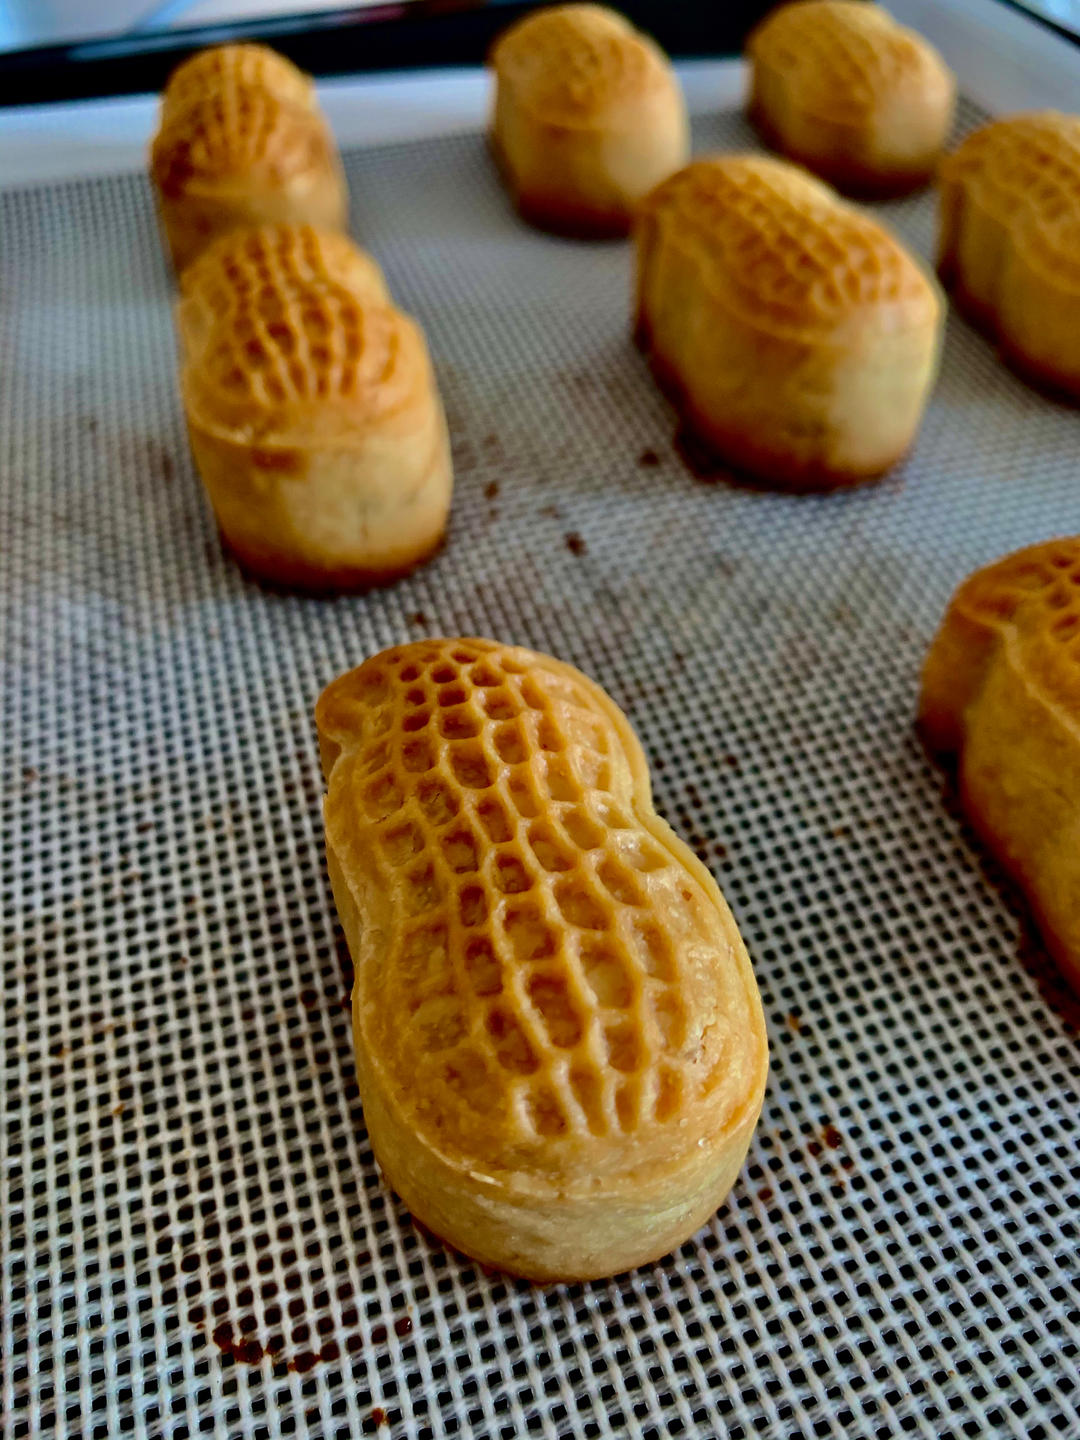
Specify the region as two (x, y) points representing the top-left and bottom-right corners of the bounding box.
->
(316, 638), (768, 1281)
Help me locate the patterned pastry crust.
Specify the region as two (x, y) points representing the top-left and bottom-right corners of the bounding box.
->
(179, 227), (451, 590)
(747, 1), (955, 195)
(634, 155), (942, 488)
(920, 538), (1080, 994)
(316, 638), (768, 1280)
(938, 111), (1080, 398)
(160, 42), (314, 123)
(178, 223), (388, 365)
(489, 4), (688, 236)
(150, 45), (346, 272)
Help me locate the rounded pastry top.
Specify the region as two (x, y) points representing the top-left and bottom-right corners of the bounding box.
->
(639, 154), (938, 341)
(178, 224), (388, 361)
(182, 276), (422, 443)
(941, 111), (1080, 213)
(316, 638), (766, 1189)
(160, 43), (315, 124)
(942, 112), (1080, 286)
(491, 4), (675, 127)
(151, 84), (335, 198)
(747, 1), (951, 128)
(951, 538), (1080, 714)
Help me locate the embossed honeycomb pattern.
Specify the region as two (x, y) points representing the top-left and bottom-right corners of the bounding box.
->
(946, 115), (1080, 273)
(161, 44), (313, 123)
(1023, 201), (1080, 281)
(752, 3), (930, 124)
(153, 87), (328, 193)
(963, 542), (1080, 698)
(198, 280), (399, 410)
(495, 8), (658, 119)
(946, 114), (1080, 216)
(649, 158), (924, 329)
(342, 641), (703, 1143)
(183, 226), (383, 326)
(179, 227), (388, 386)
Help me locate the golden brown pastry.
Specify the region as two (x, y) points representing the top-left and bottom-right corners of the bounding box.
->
(937, 111), (1080, 399)
(747, 1), (955, 196)
(634, 154), (943, 489)
(316, 638), (768, 1281)
(177, 223), (388, 366)
(179, 230), (451, 590)
(151, 46), (347, 273)
(160, 42), (315, 125)
(490, 4), (688, 236)
(920, 539), (1080, 996)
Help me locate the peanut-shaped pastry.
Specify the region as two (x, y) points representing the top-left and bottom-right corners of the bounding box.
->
(490, 4), (688, 236)
(920, 538), (1080, 995)
(316, 639), (768, 1280)
(938, 111), (1080, 399)
(747, 1), (955, 195)
(150, 44), (346, 273)
(635, 155), (943, 489)
(179, 228), (451, 591)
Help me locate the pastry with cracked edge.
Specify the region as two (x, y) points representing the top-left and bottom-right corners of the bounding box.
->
(747, 1), (955, 196)
(315, 638), (768, 1281)
(920, 538), (1080, 995)
(489, 4), (688, 237)
(937, 111), (1080, 400)
(179, 229), (451, 591)
(634, 154), (943, 489)
(150, 44), (346, 273)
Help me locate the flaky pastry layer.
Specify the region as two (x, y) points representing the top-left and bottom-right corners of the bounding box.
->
(920, 538), (1080, 995)
(316, 639), (768, 1279)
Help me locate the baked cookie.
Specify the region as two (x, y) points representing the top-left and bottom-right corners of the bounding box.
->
(747, 1), (955, 196)
(179, 231), (451, 590)
(920, 539), (1080, 995)
(316, 638), (768, 1280)
(938, 111), (1080, 399)
(634, 154), (943, 488)
(490, 4), (688, 236)
(151, 46), (346, 273)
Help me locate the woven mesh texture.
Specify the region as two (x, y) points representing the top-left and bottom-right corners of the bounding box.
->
(3, 100), (1079, 1440)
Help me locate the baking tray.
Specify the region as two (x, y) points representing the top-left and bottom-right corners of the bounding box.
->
(3, 100), (1079, 1440)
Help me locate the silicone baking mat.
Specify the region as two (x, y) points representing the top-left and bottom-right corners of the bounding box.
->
(3, 99), (1079, 1440)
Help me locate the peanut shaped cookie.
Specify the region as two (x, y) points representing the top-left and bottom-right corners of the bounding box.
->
(179, 228), (451, 590)
(316, 639), (768, 1280)
(151, 44), (346, 273)
(938, 111), (1080, 399)
(921, 538), (1080, 994)
(490, 4), (688, 236)
(747, 1), (954, 195)
(635, 155), (942, 488)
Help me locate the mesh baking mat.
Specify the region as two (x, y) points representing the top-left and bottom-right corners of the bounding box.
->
(3, 96), (1079, 1440)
